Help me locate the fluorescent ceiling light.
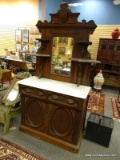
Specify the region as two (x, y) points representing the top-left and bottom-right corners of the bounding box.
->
(68, 3), (83, 7)
(113, 0), (120, 5)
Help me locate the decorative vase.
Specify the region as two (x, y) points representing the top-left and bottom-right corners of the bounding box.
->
(93, 70), (104, 91)
(111, 28), (120, 39)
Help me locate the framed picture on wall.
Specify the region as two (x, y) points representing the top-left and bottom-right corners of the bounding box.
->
(58, 37), (68, 44)
(16, 43), (22, 52)
(59, 47), (65, 55)
(22, 44), (29, 52)
(22, 29), (29, 43)
(15, 29), (22, 43)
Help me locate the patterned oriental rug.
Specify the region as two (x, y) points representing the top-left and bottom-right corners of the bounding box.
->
(87, 92), (105, 115)
(0, 137), (45, 160)
(111, 98), (120, 121)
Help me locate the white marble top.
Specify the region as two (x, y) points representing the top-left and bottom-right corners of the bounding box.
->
(18, 76), (91, 99)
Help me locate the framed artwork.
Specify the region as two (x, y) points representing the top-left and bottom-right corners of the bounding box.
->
(59, 47), (65, 55)
(22, 44), (29, 52)
(58, 37), (68, 44)
(22, 29), (29, 43)
(15, 29), (22, 43)
(16, 43), (22, 52)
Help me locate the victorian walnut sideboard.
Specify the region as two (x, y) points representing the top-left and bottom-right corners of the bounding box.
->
(18, 3), (99, 153)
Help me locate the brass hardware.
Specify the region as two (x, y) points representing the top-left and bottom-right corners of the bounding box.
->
(67, 99), (75, 105)
(25, 88), (31, 93)
(52, 95), (58, 100)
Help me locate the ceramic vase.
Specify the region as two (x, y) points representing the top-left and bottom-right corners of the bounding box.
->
(111, 28), (120, 39)
(93, 70), (104, 90)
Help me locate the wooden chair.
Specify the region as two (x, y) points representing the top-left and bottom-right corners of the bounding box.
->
(0, 72), (31, 133)
(0, 77), (21, 133)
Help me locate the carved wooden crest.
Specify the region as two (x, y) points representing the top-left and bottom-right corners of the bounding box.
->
(58, 2), (71, 23)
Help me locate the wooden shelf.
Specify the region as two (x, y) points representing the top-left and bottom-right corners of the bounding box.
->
(26, 53), (50, 57)
(36, 38), (50, 42)
(77, 41), (92, 45)
(71, 58), (100, 64)
(96, 69), (120, 75)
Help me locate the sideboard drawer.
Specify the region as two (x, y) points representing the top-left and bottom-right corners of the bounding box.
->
(20, 86), (46, 100)
(47, 91), (83, 109)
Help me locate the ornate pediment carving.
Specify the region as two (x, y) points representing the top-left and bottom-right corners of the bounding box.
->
(36, 2), (97, 30)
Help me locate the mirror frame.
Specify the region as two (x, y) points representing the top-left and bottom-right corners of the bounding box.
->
(51, 37), (73, 77)
(36, 2), (97, 84)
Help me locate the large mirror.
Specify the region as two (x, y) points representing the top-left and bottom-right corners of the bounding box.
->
(51, 37), (74, 76)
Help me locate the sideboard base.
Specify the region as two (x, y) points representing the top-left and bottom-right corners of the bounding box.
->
(19, 125), (82, 153)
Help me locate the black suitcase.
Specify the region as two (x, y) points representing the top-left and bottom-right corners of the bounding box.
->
(85, 113), (114, 147)
(85, 113), (102, 142)
(97, 115), (114, 147)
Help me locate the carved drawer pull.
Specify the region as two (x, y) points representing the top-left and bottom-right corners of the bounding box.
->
(52, 95), (58, 100)
(38, 92), (44, 96)
(67, 99), (75, 105)
(25, 88), (31, 93)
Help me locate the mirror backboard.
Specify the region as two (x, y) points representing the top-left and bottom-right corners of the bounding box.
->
(51, 37), (74, 76)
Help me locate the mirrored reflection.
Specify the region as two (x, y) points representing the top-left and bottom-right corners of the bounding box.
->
(51, 37), (74, 76)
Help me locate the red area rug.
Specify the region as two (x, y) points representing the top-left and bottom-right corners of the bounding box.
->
(87, 92), (105, 115)
(0, 137), (45, 160)
(111, 98), (120, 120)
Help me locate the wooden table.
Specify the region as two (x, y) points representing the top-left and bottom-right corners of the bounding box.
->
(5, 57), (35, 73)
(6, 57), (35, 75)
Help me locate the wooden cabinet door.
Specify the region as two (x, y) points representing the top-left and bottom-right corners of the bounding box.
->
(48, 103), (74, 143)
(48, 103), (83, 144)
(97, 39), (108, 60)
(107, 40), (116, 60)
(114, 41), (120, 60)
(21, 96), (47, 132)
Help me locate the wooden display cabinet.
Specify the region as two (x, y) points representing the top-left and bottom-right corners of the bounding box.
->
(96, 38), (120, 87)
(19, 2), (98, 153)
